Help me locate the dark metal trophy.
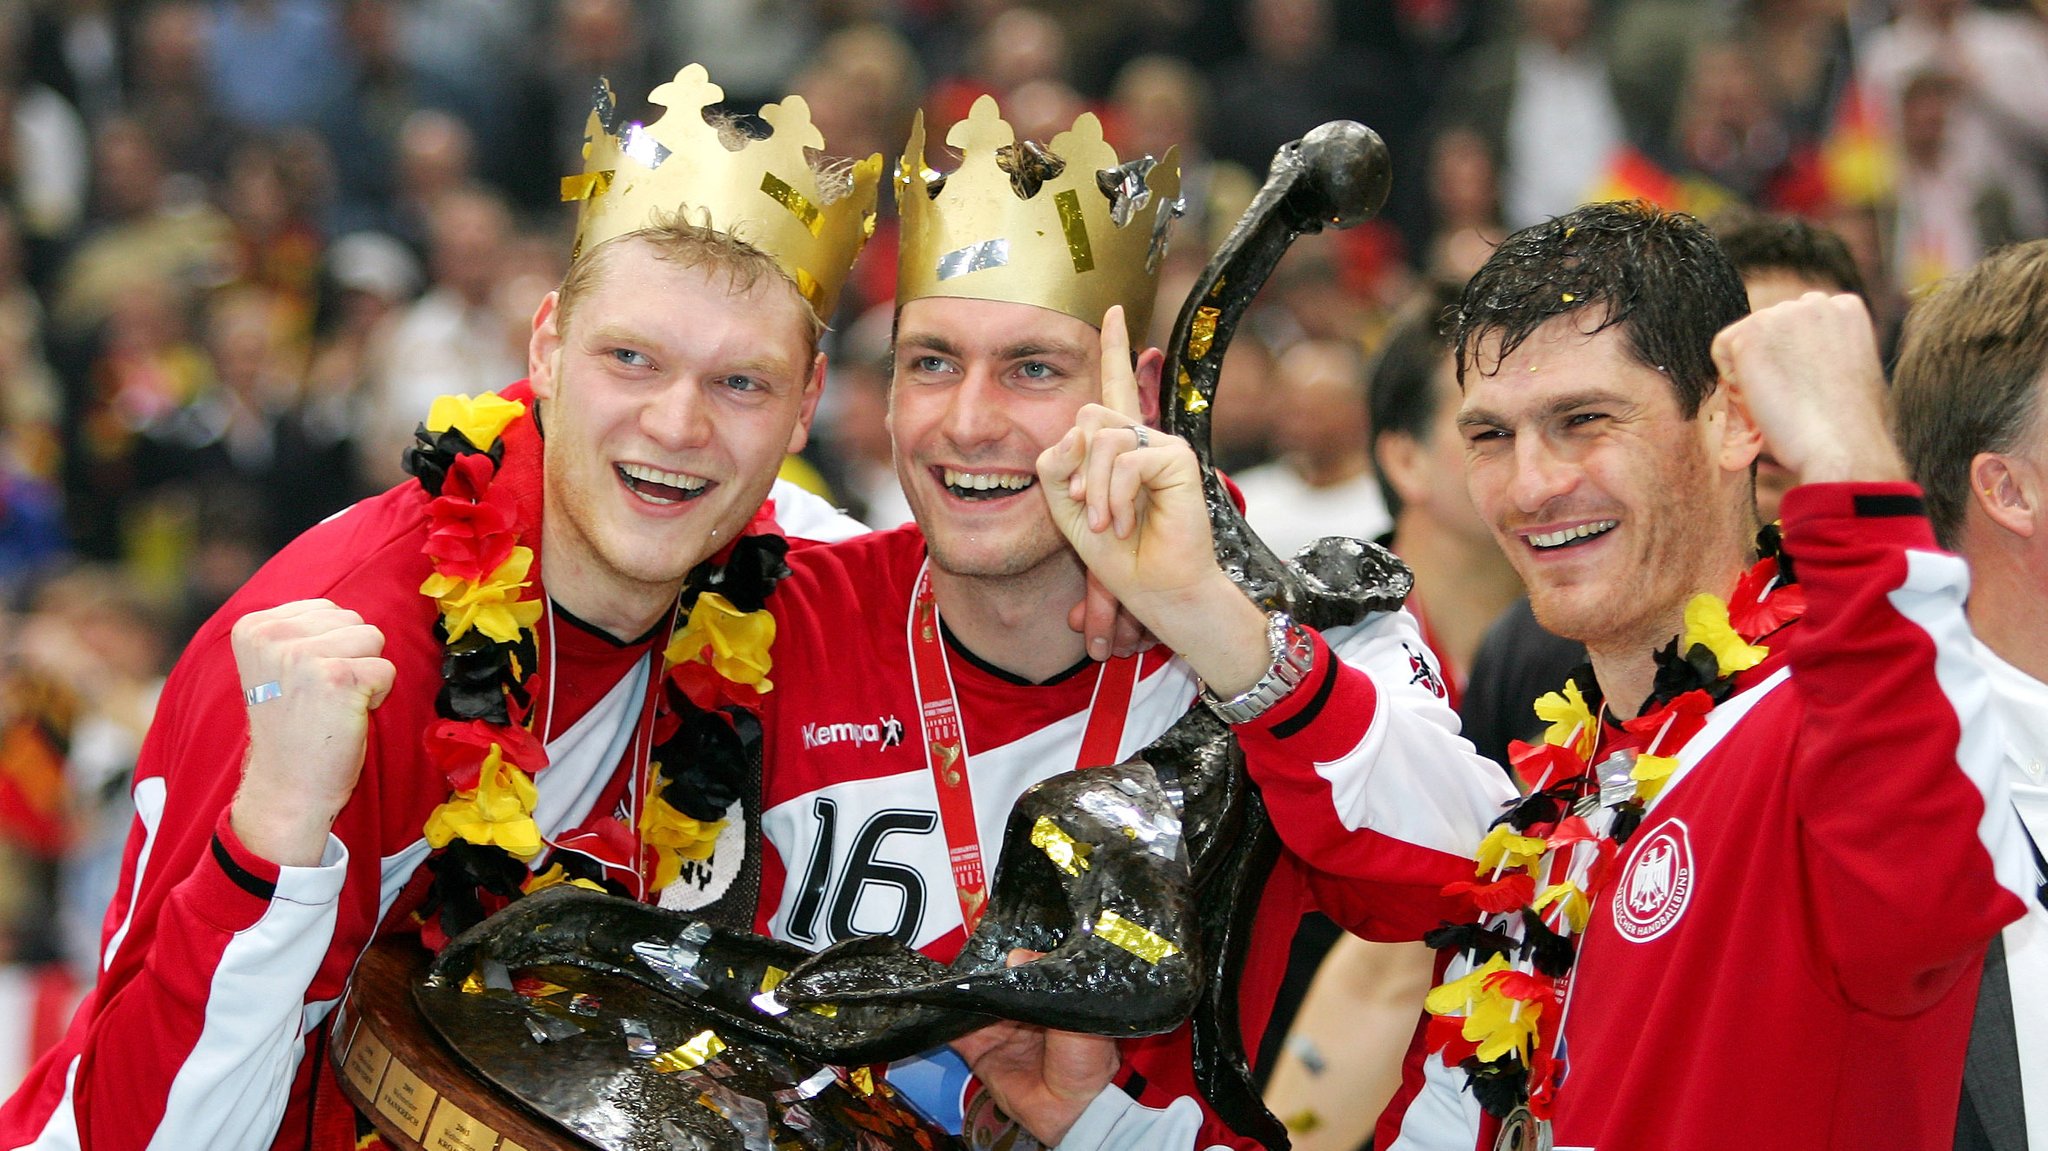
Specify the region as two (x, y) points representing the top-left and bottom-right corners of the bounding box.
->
(331, 120), (1407, 1151)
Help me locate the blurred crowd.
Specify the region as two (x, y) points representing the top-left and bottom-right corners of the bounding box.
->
(4, 0), (2047, 1096)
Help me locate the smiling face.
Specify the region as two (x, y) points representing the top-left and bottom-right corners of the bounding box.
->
(888, 296), (1112, 582)
(1458, 315), (1759, 657)
(529, 238), (821, 634)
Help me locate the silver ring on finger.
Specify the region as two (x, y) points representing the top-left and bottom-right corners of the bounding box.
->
(1126, 424), (1150, 449)
(244, 681), (284, 707)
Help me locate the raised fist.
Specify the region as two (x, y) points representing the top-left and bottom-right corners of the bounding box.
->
(228, 599), (396, 867)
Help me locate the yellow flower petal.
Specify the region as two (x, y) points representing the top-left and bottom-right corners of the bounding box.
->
(1630, 752), (1679, 801)
(1682, 594), (1767, 676)
(1533, 679), (1597, 758)
(423, 750), (543, 859)
(1475, 824), (1550, 875)
(1468, 992), (1542, 1062)
(426, 392), (526, 448)
(665, 591), (776, 689)
(421, 547), (540, 642)
(1424, 955), (1510, 1017)
(640, 786), (726, 860)
(1532, 881), (1591, 933)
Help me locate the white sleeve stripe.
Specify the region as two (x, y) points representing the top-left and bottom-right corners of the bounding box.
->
(1316, 614), (1515, 851)
(1377, 1051), (1484, 1151)
(1051, 1086), (1226, 1151)
(103, 776), (167, 971)
(146, 842), (349, 1151)
(5, 1054), (82, 1151)
(1894, 549), (2036, 907)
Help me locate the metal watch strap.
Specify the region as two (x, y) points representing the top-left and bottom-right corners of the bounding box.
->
(1202, 610), (1315, 725)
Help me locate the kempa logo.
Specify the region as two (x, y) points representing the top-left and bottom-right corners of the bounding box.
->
(801, 714), (906, 750)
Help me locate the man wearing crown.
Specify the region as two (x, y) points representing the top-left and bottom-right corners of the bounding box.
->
(0, 66), (883, 1151)
(743, 96), (1516, 1150)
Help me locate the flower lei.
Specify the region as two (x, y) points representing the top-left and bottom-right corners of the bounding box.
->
(403, 392), (789, 949)
(1422, 526), (1806, 1125)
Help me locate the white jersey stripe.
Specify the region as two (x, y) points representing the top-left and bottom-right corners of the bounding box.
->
(1894, 550), (2034, 907)
(146, 838), (348, 1151)
(103, 776), (167, 971)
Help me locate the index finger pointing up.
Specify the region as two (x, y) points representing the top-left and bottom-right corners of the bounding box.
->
(1098, 304), (1143, 420)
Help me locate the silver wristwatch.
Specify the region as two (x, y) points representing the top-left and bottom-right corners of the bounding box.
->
(1201, 610), (1316, 725)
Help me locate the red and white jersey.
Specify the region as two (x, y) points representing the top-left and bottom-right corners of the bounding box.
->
(756, 526), (1515, 1150)
(1382, 483), (2033, 1151)
(0, 387), (679, 1151)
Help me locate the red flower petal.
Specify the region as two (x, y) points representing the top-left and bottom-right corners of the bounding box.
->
(1546, 815), (1598, 851)
(1482, 968), (1555, 1001)
(1509, 740), (1585, 792)
(670, 659), (763, 712)
(1426, 1013), (1479, 1065)
(1444, 872), (1536, 914)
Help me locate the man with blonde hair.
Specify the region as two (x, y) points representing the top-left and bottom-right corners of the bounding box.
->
(0, 65), (879, 1151)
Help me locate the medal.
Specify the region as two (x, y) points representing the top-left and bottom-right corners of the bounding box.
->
(1493, 1106), (1553, 1151)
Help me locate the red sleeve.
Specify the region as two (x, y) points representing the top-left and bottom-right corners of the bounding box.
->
(1228, 615), (1515, 941)
(1, 500), (448, 1151)
(1780, 482), (2028, 1013)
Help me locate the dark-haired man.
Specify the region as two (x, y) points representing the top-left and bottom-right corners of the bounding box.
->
(1890, 239), (2048, 1151)
(1262, 284), (1533, 1146)
(1715, 213), (1873, 523)
(1383, 200), (2027, 1150)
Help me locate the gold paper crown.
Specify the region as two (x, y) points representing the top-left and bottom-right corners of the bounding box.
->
(562, 64), (882, 320)
(896, 96), (1182, 336)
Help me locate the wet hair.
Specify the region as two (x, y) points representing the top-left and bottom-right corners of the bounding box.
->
(1454, 200), (1750, 418)
(1712, 212), (1867, 301)
(1368, 281), (1464, 518)
(1891, 239), (2048, 548)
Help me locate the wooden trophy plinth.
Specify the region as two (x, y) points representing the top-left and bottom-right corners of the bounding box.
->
(329, 937), (582, 1151)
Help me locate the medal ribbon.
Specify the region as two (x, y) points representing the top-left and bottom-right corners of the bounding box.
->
(907, 561), (1138, 933)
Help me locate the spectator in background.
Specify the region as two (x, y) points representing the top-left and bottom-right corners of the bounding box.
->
(126, 0), (234, 185)
(132, 288), (360, 566)
(6, 568), (170, 980)
(383, 109), (480, 258)
(1888, 239), (2048, 1151)
(0, 0), (90, 254)
(524, 0), (663, 203)
(1890, 68), (2047, 294)
(0, 205), (58, 487)
(1438, 0), (1627, 229)
(204, 0), (345, 133)
(1714, 212), (1868, 524)
(1664, 42), (1793, 211)
(815, 303), (910, 529)
(320, 0), (445, 236)
(791, 21), (925, 320)
(366, 184), (521, 486)
(1860, 0), (2048, 267)
(50, 115), (230, 340)
(219, 132), (332, 351)
(1422, 126), (1504, 283)
(1210, 0), (1413, 195)
(1235, 336), (1392, 558)
(306, 231), (420, 498)
(1107, 54), (1257, 256)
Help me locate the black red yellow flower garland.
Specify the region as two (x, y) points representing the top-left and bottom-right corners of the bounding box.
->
(1422, 532), (1804, 1123)
(403, 392), (787, 948)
